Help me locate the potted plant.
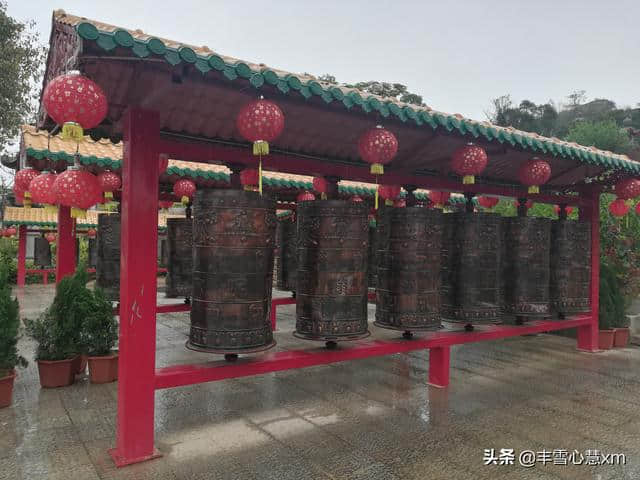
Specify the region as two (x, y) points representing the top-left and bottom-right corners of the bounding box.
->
(25, 267), (88, 388)
(598, 262), (623, 350)
(0, 264), (27, 407)
(83, 287), (119, 384)
(613, 313), (631, 348)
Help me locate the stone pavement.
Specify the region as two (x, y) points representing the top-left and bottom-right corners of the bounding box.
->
(2, 283), (640, 479)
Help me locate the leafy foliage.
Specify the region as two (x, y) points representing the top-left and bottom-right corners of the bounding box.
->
(316, 74), (425, 106)
(0, 1), (46, 155)
(81, 287), (117, 356)
(565, 119), (632, 154)
(599, 262), (626, 329)
(0, 261), (25, 376)
(488, 95), (558, 137)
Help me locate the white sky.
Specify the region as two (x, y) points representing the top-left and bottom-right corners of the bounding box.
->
(7, 0), (640, 122)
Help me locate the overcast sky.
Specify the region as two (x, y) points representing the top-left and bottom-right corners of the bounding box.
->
(8, 0), (640, 121)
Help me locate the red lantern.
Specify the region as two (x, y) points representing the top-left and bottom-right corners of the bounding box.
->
(351, 195), (364, 203)
(13, 186), (24, 206)
(393, 198), (406, 208)
(240, 168), (259, 190)
(636, 202), (640, 215)
(615, 178), (640, 200)
(428, 191), (451, 208)
(173, 178), (196, 205)
(53, 167), (101, 218)
(236, 99), (285, 150)
(312, 177), (328, 199)
(297, 191), (315, 202)
(358, 126), (398, 175)
(87, 228), (97, 239)
(15, 168), (40, 208)
(451, 144), (488, 185)
(45, 232), (56, 244)
(159, 154), (169, 175)
(554, 205), (574, 216)
(477, 196), (499, 209)
(378, 185), (401, 206)
(42, 71), (108, 142)
(29, 171), (58, 213)
(158, 200), (174, 211)
(518, 157), (552, 194)
(97, 171), (121, 201)
(5, 226), (16, 237)
(609, 198), (630, 217)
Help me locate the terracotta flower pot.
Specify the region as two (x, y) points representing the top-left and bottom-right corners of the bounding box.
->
(72, 354), (88, 375)
(0, 370), (16, 408)
(598, 329), (615, 350)
(614, 328), (630, 348)
(37, 358), (76, 388)
(88, 353), (118, 384)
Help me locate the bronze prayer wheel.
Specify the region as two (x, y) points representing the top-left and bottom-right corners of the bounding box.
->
(96, 213), (120, 301)
(368, 223), (377, 289)
(34, 237), (52, 267)
(88, 238), (98, 268)
(504, 217), (551, 318)
(276, 217), (297, 291)
(375, 207), (443, 332)
(550, 220), (591, 315)
(294, 200), (370, 342)
(440, 212), (502, 324)
(187, 189), (276, 355)
(165, 218), (193, 298)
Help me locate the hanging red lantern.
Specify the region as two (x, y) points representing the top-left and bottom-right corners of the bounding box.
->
(0, 229), (7, 238)
(97, 171), (121, 201)
(13, 186), (24, 206)
(15, 168), (40, 208)
(297, 191), (315, 202)
(477, 196), (499, 209)
(378, 184), (401, 206)
(29, 171), (58, 213)
(5, 226), (16, 237)
(428, 191), (451, 208)
(236, 98), (285, 194)
(636, 202), (640, 215)
(518, 157), (552, 194)
(312, 177), (328, 200)
(240, 168), (259, 190)
(615, 178), (640, 200)
(158, 200), (174, 211)
(87, 228), (97, 239)
(159, 154), (169, 175)
(42, 71), (108, 142)
(53, 167), (101, 219)
(45, 232), (56, 244)
(393, 198), (406, 208)
(173, 178), (196, 205)
(609, 198), (630, 217)
(554, 205), (574, 216)
(358, 126), (398, 176)
(351, 195), (364, 203)
(451, 143), (488, 185)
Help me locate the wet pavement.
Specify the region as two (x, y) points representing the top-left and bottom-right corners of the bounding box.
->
(2, 282), (640, 479)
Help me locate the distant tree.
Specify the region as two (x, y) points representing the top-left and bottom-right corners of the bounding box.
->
(565, 119), (631, 154)
(316, 74), (425, 106)
(566, 90), (587, 108)
(487, 95), (558, 136)
(317, 74), (337, 84)
(0, 1), (45, 156)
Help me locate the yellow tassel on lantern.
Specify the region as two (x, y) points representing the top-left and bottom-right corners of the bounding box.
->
(528, 185), (539, 194)
(23, 199), (32, 209)
(370, 163), (384, 175)
(44, 204), (58, 215)
(258, 158), (263, 195)
(253, 140), (269, 156)
(385, 199), (394, 206)
(243, 185), (254, 191)
(70, 207), (86, 219)
(462, 175), (475, 185)
(181, 196), (189, 205)
(61, 122), (84, 143)
(104, 191), (114, 200)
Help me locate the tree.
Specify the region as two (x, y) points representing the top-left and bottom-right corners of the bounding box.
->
(316, 74), (425, 106)
(0, 1), (45, 156)
(486, 95), (558, 136)
(565, 119), (631, 154)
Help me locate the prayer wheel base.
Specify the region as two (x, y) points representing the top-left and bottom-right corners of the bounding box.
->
(373, 321), (441, 333)
(292, 331), (370, 343)
(185, 339), (276, 356)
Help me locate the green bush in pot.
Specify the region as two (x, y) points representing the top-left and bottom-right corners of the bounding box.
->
(82, 286), (119, 384)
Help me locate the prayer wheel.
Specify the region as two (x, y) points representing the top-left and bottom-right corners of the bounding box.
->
(368, 223), (377, 288)
(294, 200), (370, 343)
(187, 189), (276, 355)
(96, 213), (120, 301)
(498, 216), (509, 317)
(165, 218), (193, 298)
(550, 220), (591, 315)
(375, 207), (443, 332)
(275, 217), (297, 291)
(440, 212), (502, 325)
(504, 217), (551, 318)
(159, 238), (168, 268)
(88, 238), (98, 268)
(34, 237), (52, 267)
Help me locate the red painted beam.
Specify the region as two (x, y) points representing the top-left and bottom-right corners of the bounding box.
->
(155, 315), (590, 390)
(56, 206), (76, 283)
(157, 137), (584, 206)
(155, 303), (191, 314)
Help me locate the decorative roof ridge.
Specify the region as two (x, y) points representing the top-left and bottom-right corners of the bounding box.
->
(21, 124), (122, 148)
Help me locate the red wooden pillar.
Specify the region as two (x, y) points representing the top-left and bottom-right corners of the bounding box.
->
(109, 108), (161, 467)
(577, 188), (600, 352)
(55, 206), (76, 283)
(16, 225), (27, 287)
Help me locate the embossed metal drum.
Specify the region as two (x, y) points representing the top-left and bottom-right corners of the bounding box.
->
(96, 213), (120, 301)
(34, 237), (52, 267)
(504, 217), (551, 317)
(165, 218), (193, 298)
(276, 217), (297, 291)
(440, 212), (502, 324)
(550, 220), (591, 315)
(294, 200), (370, 341)
(88, 238), (98, 268)
(159, 238), (168, 268)
(375, 207), (443, 332)
(368, 224), (377, 289)
(187, 189), (277, 354)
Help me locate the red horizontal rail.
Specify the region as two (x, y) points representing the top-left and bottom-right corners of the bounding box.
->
(155, 315), (590, 389)
(113, 302), (191, 316)
(25, 267), (96, 274)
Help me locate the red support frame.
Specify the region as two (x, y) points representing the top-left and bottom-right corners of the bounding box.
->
(16, 225), (27, 287)
(56, 206), (76, 282)
(109, 108), (162, 467)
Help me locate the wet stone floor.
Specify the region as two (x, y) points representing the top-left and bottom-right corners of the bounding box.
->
(2, 283), (640, 479)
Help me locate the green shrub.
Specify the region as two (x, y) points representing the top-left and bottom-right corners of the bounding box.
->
(0, 262), (26, 377)
(599, 262), (626, 330)
(81, 287), (118, 356)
